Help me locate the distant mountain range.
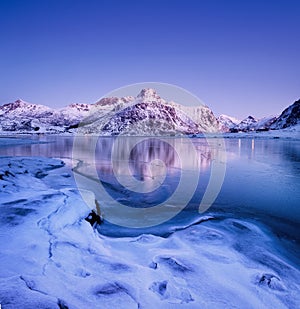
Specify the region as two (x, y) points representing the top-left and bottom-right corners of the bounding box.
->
(217, 115), (278, 133)
(217, 99), (299, 133)
(0, 89), (299, 135)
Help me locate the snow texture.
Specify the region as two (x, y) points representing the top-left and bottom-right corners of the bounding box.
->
(0, 156), (300, 308)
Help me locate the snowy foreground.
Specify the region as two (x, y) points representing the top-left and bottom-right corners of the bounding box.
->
(0, 157), (300, 308)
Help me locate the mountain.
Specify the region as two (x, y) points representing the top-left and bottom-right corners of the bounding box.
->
(255, 116), (277, 131)
(217, 114), (240, 132)
(1, 94), (299, 135)
(231, 115), (258, 132)
(0, 90), (219, 135)
(223, 99), (299, 133)
(0, 99), (92, 133)
(229, 115), (277, 132)
(78, 89), (219, 135)
(270, 99), (300, 129)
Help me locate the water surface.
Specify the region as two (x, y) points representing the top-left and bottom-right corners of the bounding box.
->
(0, 135), (299, 239)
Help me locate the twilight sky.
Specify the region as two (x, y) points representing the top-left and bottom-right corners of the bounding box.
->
(0, 0), (299, 119)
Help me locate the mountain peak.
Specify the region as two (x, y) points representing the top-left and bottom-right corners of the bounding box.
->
(14, 99), (28, 105)
(137, 88), (160, 100)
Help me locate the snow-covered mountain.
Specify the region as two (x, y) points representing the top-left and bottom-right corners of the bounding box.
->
(0, 99), (93, 133)
(231, 116), (258, 132)
(221, 99), (299, 133)
(1, 94), (299, 135)
(79, 89), (219, 135)
(229, 115), (277, 132)
(217, 114), (240, 132)
(270, 99), (300, 129)
(255, 116), (278, 131)
(0, 90), (219, 135)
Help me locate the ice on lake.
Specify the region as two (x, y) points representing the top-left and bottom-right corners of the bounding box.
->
(0, 136), (299, 308)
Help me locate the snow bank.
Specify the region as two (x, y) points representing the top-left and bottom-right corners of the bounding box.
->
(0, 157), (299, 308)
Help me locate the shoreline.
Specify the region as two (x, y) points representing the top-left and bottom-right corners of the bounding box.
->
(0, 129), (299, 140)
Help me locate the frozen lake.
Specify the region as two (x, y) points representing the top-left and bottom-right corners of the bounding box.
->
(0, 135), (299, 239)
(1, 135), (300, 308)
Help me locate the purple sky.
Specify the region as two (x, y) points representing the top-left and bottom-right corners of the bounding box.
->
(0, 0), (299, 119)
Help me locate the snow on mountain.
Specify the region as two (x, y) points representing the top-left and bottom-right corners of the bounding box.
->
(59, 103), (94, 129)
(0, 99), (58, 132)
(255, 115), (277, 131)
(0, 94), (299, 135)
(229, 115), (277, 132)
(217, 114), (240, 132)
(0, 99), (51, 116)
(270, 99), (300, 129)
(0, 90), (219, 135)
(0, 99), (93, 133)
(136, 88), (161, 102)
(227, 100), (299, 133)
(78, 89), (219, 135)
(231, 116), (257, 132)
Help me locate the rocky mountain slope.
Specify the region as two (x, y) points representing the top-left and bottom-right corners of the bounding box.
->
(270, 99), (300, 129)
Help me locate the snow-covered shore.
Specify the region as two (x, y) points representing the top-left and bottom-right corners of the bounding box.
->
(0, 122), (299, 140)
(221, 124), (300, 140)
(0, 156), (299, 308)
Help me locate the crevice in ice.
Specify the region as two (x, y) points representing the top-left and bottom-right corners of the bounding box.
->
(37, 192), (70, 272)
(19, 275), (48, 296)
(20, 276), (69, 309)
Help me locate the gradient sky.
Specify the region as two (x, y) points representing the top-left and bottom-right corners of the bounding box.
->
(0, 0), (299, 119)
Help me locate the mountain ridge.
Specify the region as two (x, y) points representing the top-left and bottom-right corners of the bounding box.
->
(0, 91), (299, 135)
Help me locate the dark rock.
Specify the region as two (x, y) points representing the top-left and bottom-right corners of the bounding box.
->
(85, 210), (102, 227)
(256, 273), (285, 291)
